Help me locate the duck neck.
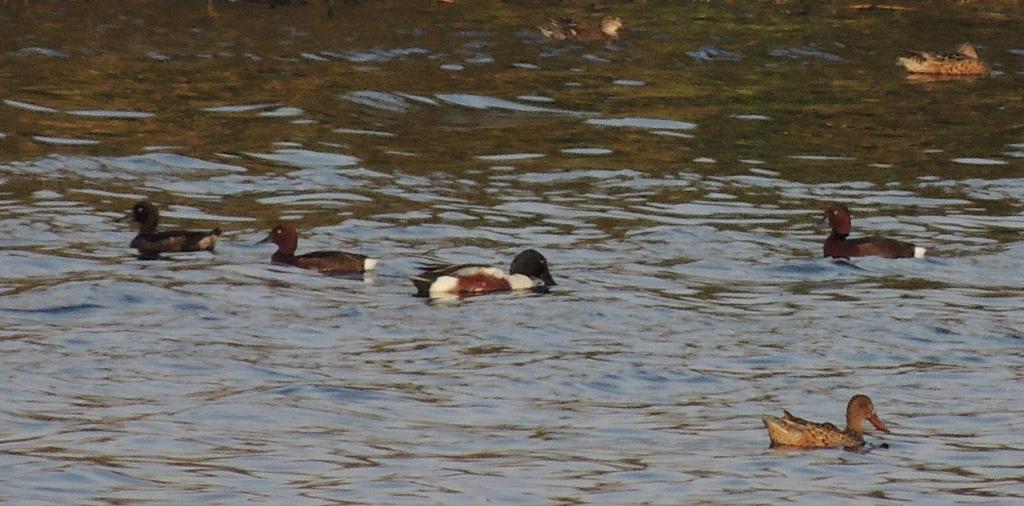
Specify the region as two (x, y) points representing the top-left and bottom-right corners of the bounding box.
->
(846, 414), (864, 435)
(137, 219), (158, 234)
(272, 247), (295, 262)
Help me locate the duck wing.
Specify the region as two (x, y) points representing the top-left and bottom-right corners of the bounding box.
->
(539, 17), (581, 40)
(765, 411), (856, 448)
(410, 263), (489, 296)
(131, 228), (221, 253)
(848, 236), (920, 258)
(295, 250), (372, 273)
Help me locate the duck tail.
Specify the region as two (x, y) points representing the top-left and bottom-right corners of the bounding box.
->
(409, 275), (433, 297)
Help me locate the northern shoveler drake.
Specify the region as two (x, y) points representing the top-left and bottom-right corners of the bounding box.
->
(897, 42), (990, 76)
(762, 394), (890, 449)
(823, 203), (926, 259)
(539, 15), (622, 42)
(124, 201), (221, 257)
(260, 223), (377, 274)
(411, 249), (556, 297)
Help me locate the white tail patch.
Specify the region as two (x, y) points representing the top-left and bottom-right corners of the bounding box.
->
(914, 246), (926, 259)
(364, 258), (379, 271)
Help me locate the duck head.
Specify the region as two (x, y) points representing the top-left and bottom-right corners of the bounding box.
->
(846, 394), (889, 434)
(510, 249), (556, 286)
(260, 223), (300, 255)
(824, 203), (852, 237)
(956, 42), (978, 59)
(124, 201), (159, 233)
(601, 15), (623, 38)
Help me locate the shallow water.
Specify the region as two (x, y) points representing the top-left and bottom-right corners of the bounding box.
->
(2, 0), (1023, 503)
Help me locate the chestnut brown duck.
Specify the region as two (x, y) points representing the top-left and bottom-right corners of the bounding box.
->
(823, 203), (926, 259)
(260, 223), (377, 274)
(539, 15), (622, 42)
(898, 42), (990, 76)
(124, 201), (221, 256)
(762, 394), (890, 449)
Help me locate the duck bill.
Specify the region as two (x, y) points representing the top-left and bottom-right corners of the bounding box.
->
(540, 271), (556, 286)
(814, 213), (828, 231)
(256, 232), (272, 245)
(119, 211), (140, 230)
(867, 413), (889, 433)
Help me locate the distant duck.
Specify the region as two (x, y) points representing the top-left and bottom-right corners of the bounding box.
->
(763, 394), (890, 449)
(260, 223), (377, 274)
(823, 203), (926, 259)
(897, 42), (990, 76)
(539, 15), (622, 42)
(124, 201), (221, 257)
(411, 249), (556, 297)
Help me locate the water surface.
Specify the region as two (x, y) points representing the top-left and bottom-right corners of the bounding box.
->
(2, 0), (1023, 503)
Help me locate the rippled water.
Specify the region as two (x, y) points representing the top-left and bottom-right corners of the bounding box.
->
(2, 1), (1023, 503)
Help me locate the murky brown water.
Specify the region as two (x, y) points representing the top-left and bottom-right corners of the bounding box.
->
(2, 0), (1023, 503)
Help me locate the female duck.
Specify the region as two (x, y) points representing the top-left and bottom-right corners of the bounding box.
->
(125, 201), (221, 256)
(762, 394), (890, 449)
(823, 203), (925, 259)
(260, 223), (377, 274)
(898, 42), (989, 76)
(411, 249), (556, 297)
(539, 15), (622, 42)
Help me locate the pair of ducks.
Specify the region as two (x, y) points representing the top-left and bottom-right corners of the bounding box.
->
(539, 15), (623, 42)
(123, 201), (555, 297)
(541, 15), (988, 78)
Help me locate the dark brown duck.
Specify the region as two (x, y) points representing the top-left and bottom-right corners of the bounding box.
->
(125, 201), (221, 256)
(260, 223), (377, 274)
(823, 203), (926, 259)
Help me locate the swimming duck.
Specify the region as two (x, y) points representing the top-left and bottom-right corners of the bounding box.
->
(823, 203), (926, 259)
(897, 42), (990, 76)
(762, 394), (890, 449)
(124, 201), (221, 256)
(539, 15), (622, 42)
(411, 249), (556, 297)
(260, 223), (377, 274)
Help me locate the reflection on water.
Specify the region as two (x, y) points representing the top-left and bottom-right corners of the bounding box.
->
(2, 0), (1024, 503)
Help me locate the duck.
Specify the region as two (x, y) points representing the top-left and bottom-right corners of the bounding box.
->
(411, 249), (556, 297)
(823, 203), (926, 259)
(762, 394), (890, 449)
(539, 15), (622, 42)
(260, 223), (377, 274)
(124, 201), (221, 256)
(897, 42), (990, 76)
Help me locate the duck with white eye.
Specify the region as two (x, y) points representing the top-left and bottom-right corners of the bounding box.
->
(821, 203), (926, 259)
(411, 249), (556, 297)
(259, 223), (377, 274)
